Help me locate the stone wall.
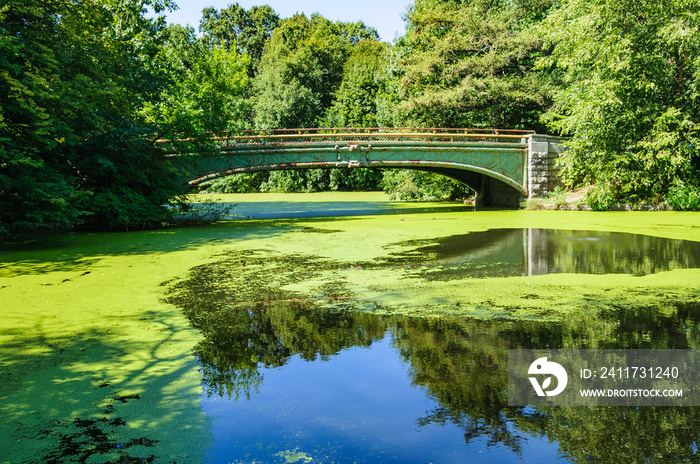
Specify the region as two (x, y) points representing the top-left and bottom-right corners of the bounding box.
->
(528, 135), (567, 198)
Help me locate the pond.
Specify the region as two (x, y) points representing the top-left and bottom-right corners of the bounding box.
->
(1, 192), (700, 463)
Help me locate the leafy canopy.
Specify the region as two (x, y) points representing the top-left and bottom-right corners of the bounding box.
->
(253, 13), (379, 129)
(200, 3), (280, 77)
(397, 0), (557, 130)
(539, 0), (700, 206)
(0, 0), (253, 239)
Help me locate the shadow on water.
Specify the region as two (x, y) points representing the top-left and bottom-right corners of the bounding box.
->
(224, 199), (473, 220)
(0, 220), (314, 277)
(164, 241), (700, 463)
(0, 316), (207, 463)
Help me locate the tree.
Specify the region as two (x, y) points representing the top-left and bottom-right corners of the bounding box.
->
(253, 13), (379, 129)
(539, 0), (700, 207)
(142, 24), (250, 136)
(0, 0), (188, 238)
(396, 0), (556, 130)
(0, 0), (84, 238)
(240, 13), (385, 192)
(199, 3), (280, 77)
(51, 0), (183, 231)
(323, 40), (388, 127)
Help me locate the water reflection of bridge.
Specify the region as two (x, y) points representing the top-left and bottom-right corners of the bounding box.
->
(386, 228), (700, 278)
(164, 128), (567, 207)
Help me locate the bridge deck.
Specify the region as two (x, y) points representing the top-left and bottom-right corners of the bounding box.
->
(162, 128), (563, 207)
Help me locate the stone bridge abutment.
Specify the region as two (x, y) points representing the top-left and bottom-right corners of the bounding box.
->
(528, 134), (566, 198)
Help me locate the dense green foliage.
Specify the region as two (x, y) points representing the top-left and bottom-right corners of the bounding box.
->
(4, 0), (700, 239)
(243, 11), (388, 193)
(0, 0), (181, 238)
(198, 5), (479, 198)
(0, 0), (253, 240)
(198, 168), (384, 194)
(200, 3), (279, 77)
(539, 0), (700, 207)
(376, 0), (558, 199)
(252, 14), (380, 129)
(396, 0), (557, 130)
(380, 170), (471, 201)
(322, 40), (390, 128)
(142, 24), (250, 136)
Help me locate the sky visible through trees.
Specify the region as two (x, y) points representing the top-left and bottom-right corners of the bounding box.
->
(164, 0), (412, 42)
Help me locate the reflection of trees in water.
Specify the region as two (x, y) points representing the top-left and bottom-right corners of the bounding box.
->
(165, 249), (700, 462)
(379, 229), (527, 279)
(540, 406), (700, 463)
(192, 302), (389, 399)
(391, 305), (700, 462)
(165, 251), (388, 399)
(541, 230), (700, 276)
(380, 229), (700, 279)
(390, 316), (562, 453)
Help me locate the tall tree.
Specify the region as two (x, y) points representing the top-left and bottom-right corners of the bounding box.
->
(0, 0), (83, 237)
(0, 0), (186, 238)
(539, 0), (700, 207)
(253, 14), (379, 129)
(199, 3), (280, 77)
(142, 24), (250, 136)
(397, 0), (556, 130)
(323, 40), (388, 127)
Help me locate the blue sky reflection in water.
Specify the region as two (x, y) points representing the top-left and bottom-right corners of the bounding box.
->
(163, 225), (700, 463)
(202, 335), (567, 464)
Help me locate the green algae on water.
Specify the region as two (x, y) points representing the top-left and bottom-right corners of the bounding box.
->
(164, 220), (700, 322)
(3, 192), (700, 463)
(0, 225), (267, 463)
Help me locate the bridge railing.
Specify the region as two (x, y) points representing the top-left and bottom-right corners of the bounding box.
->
(208, 127), (534, 146)
(157, 128), (534, 154)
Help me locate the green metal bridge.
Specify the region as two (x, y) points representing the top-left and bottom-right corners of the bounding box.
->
(165, 128), (566, 207)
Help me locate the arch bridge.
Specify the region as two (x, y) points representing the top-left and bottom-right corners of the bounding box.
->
(164, 128), (565, 207)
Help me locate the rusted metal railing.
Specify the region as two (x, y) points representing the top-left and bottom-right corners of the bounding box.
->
(215, 127), (533, 145)
(158, 128), (534, 148)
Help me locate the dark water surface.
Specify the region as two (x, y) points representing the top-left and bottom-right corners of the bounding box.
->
(166, 228), (700, 463)
(381, 228), (700, 278)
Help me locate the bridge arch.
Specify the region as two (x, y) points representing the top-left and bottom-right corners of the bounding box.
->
(185, 160), (525, 207)
(164, 129), (565, 207)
